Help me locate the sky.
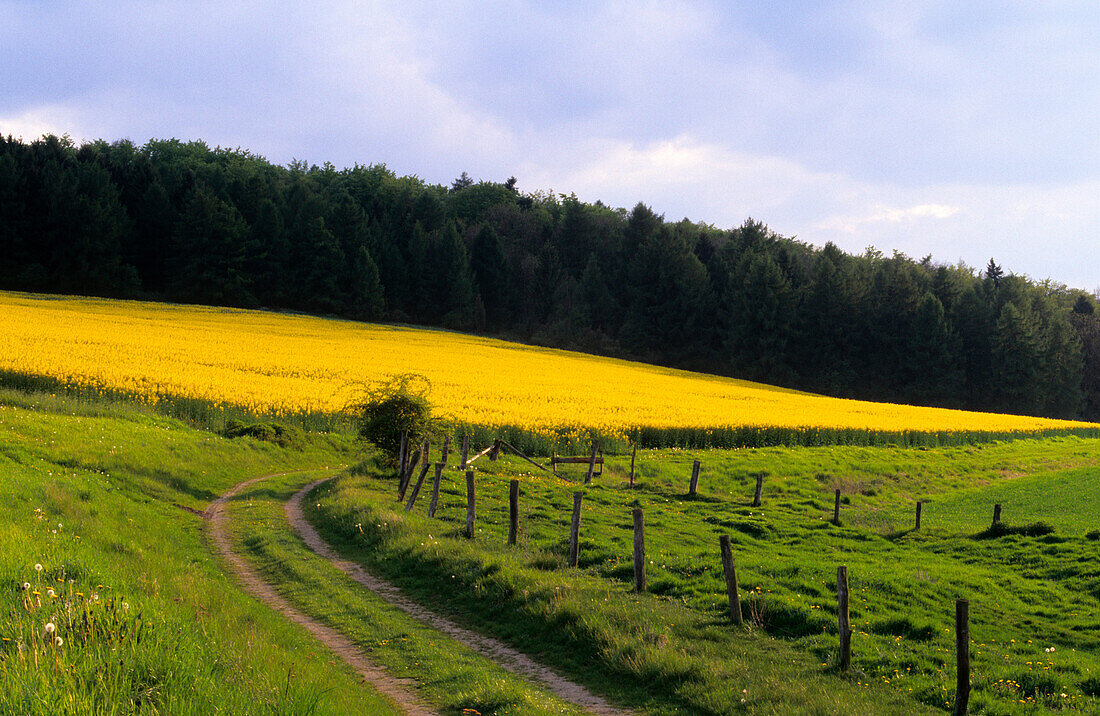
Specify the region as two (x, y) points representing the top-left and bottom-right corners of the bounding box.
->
(3, 1), (1098, 290)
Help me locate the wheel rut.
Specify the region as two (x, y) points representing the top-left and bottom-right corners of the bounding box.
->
(288, 477), (629, 716)
(206, 471), (437, 716)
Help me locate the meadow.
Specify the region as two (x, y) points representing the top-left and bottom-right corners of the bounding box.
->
(5, 383), (1100, 712)
(0, 389), (404, 714)
(6, 291), (1100, 713)
(2, 290), (1097, 452)
(305, 438), (1100, 714)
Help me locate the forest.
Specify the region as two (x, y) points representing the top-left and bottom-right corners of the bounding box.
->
(2, 133), (1098, 421)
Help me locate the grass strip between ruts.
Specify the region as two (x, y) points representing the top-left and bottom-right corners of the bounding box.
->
(223, 469), (591, 716)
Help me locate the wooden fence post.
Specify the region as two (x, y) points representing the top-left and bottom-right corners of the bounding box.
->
(461, 432), (469, 469)
(992, 504), (1002, 526)
(915, 501), (922, 530)
(954, 598), (970, 716)
(719, 535), (742, 625)
(508, 479), (519, 546)
(428, 463), (443, 518)
(629, 443), (637, 487)
(550, 449), (557, 476)
(398, 430), (409, 477)
(404, 461), (431, 511)
(584, 440), (599, 485)
(833, 489), (842, 525)
(752, 473), (764, 507)
(689, 460), (701, 496)
(465, 470), (476, 538)
(569, 492), (583, 567)
(398, 449), (420, 501)
(441, 435), (450, 465)
(633, 508), (646, 592)
(837, 565), (851, 670)
(489, 439), (501, 462)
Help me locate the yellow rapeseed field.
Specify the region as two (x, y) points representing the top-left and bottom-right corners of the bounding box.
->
(1, 291), (1094, 438)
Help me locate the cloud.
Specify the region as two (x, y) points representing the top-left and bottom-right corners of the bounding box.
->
(0, 2), (1096, 288)
(816, 203), (960, 233)
(519, 131), (1099, 289)
(0, 105), (90, 143)
(522, 134), (843, 222)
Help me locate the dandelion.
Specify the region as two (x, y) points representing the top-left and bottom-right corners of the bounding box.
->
(54, 636), (63, 647)
(22, 582), (30, 590)
(34, 564), (42, 572)
(46, 589), (55, 598)
(44, 623), (55, 634)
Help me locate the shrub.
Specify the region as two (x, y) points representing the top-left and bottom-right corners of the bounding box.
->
(223, 419), (304, 448)
(975, 521), (1055, 540)
(352, 374), (436, 464)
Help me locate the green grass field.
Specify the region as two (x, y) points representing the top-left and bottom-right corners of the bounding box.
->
(309, 440), (1100, 714)
(5, 385), (1100, 713)
(0, 389), (400, 714)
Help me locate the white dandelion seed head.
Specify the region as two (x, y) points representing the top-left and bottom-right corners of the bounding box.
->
(34, 564), (42, 572)
(44, 623), (55, 634)
(23, 582), (30, 590)
(55, 636), (63, 647)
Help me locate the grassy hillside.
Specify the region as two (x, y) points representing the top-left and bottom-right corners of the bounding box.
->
(6, 289), (1100, 713)
(308, 438), (1100, 714)
(5, 385), (1100, 713)
(0, 389), (401, 714)
(1, 291), (1096, 451)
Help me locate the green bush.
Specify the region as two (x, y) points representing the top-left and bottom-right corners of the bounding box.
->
(352, 374), (435, 464)
(223, 418), (304, 448)
(976, 521), (1055, 539)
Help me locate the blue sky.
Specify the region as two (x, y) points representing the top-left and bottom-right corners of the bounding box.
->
(3, 1), (1098, 290)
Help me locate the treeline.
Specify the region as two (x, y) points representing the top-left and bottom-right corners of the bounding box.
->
(2, 134), (1098, 420)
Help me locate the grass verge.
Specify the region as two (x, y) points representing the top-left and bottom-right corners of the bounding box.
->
(0, 388), (399, 714)
(308, 461), (933, 715)
(309, 439), (1100, 714)
(224, 469), (592, 715)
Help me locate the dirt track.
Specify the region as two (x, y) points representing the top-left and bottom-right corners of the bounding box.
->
(286, 477), (628, 716)
(205, 472), (438, 716)
(208, 471), (628, 715)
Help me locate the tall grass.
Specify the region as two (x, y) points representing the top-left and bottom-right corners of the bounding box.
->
(0, 388), (397, 714)
(309, 437), (1100, 714)
(0, 369), (350, 434)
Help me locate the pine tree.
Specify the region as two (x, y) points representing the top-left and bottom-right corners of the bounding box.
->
(469, 224), (508, 327)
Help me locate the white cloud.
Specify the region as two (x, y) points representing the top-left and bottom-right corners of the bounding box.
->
(519, 131), (1099, 288)
(816, 203), (960, 233)
(0, 2), (1096, 289)
(523, 134), (844, 221)
(0, 106), (89, 144)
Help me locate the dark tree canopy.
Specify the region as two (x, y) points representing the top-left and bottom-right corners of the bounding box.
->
(1, 133), (1096, 420)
